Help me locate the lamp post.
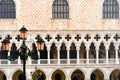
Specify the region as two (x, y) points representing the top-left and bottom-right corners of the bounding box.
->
(2, 26), (44, 80)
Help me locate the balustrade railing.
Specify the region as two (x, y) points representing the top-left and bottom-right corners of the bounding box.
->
(0, 59), (119, 65)
(0, 59), (8, 64)
(108, 59), (116, 64)
(60, 59), (67, 64)
(10, 60), (18, 64)
(70, 59), (77, 64)
(99, 59), (106, 64)
(79, 59), (86, 64)
(89, 59), (96, 63)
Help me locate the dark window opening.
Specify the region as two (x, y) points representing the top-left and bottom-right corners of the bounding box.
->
(52, 0), (69, 19)
(0, 0), (16, 19)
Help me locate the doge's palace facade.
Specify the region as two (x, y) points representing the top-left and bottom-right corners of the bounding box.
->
(0, 0), (120, 80)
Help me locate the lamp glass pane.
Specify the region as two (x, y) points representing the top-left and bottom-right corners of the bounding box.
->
(20, 31), (26, 39)
(37, 42), (41, 51)
(2, 43), (5, 50)
(2, 43), (9, 51)
(40, 42), (44, 50)
(6, 43), (10, 51)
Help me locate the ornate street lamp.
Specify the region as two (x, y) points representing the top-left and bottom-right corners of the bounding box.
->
(1, 38), (10, 51)
(2, 26), (44, 80)
(19, 26), (28, 39)
(37, 37), (44, 51)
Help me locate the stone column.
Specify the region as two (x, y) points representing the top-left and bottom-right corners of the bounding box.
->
(67, 49), (70, 64)
(106, 48), (109, 64)
(96, 48), (99, 64)
(57, 48), (60, 64)
(86, 48), (89, 64)
(8, 42), (12, 57)
(115, 48), (119, 64)
(8, 42), (11, 64)
(104, 75), (109, 80)
(85, 74), (90, 80)
(77, 48), (79, 64)
(47, 48), (50, 64)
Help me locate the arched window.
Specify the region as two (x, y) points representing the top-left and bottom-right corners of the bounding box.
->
(60, 43), (67, 59)
(50, 43), (57, 59)
(40, 44), (48, 59)
(108, 42), (115, 58)
(70, 42), (77, 59)
(79, 42), (86, 59)
(89, 42), (96, 59)
(52, 0), (69, 19)
(30, 43), (38, 60)
(90, 69), (104, 80)
(99, 42), (106, 59)
(10, 43), (18, 59)
(0, 0), (16, 19)
(103, 0), (119, 19)
(71, 69), (85, 80)
(52, 70), (65, 80)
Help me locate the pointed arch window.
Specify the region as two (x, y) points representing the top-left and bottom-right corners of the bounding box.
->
(30, 43), (38, 60)
(99, 42), (106, 59)
(50, 43), (58, 59)
(108, 42), (115, 58)
(70, 43), (77, 59)
(40, 44), (48, 59)
(60, 43), (67, 59)
(10, 43), (18, 59)
(89, 43), (96, 59)
(103, 0), (119, 19)
(0, 0), (16, 19)
(52, 0), (69, 19)
(79, 42), (86, 59)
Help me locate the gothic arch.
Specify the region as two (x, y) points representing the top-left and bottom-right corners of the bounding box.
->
(70, 42), (77, 59)
(90, 69), (104, 80)
(10, 42), (18, 60)
(71, 69), (85, 80)
(89, 42), (96, 59)
(109, 68), (120, 76)
(79, 42), (86, 59)
(12, 70), (23, 80)
(108, 42), (115, 59)
(89, 68), (106, 80)
(32, 69), (46, 80)
(70, 68), (86, 78)
(0, 70), (7, 80)
(109, 69), (120, 80)
(99, 42), (106, 59)
(50, 43), (58, 59)
(90, 41), (98, 47)
(80, 42), (87, 49)
(60, 42), (67, 59)
(30, 42), (38, 60)
(51, 69), (66, 80)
